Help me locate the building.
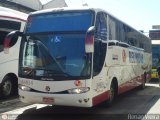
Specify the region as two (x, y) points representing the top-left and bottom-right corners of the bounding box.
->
(0, 0), (67, 13)
(149, 30), (160, 40)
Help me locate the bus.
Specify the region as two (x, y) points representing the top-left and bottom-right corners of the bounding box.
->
(0, 7), (27, 98)
(4, 7), (151, 107)
(151, 40), (160, 79)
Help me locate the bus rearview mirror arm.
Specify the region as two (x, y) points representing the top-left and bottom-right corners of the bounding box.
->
(6, 30), (23, 37)
(87, 26), (95, 35)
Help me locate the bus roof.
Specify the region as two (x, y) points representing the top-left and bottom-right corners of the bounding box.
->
(29, 6), (97, 16)
(0, 6), (28, 21)
(29, 6), (149, 39)
(30, 6), (93, 14)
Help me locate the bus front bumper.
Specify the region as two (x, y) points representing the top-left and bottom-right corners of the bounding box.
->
(19, 90), (92, 107)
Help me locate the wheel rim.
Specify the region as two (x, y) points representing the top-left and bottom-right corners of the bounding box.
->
(143, 74), (146, 88)
(2, 80), (12, 96)
(109, 84), (115, 101)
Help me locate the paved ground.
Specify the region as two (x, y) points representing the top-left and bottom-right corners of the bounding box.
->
(0, 96), (30, 114)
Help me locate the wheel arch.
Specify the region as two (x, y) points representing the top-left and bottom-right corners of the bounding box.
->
(2, 73), (18, 83)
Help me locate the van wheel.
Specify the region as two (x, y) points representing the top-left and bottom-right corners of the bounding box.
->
(0, 76), (13, 98)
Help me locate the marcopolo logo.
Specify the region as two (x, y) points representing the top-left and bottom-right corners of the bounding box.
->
(45, 86), (50, 92)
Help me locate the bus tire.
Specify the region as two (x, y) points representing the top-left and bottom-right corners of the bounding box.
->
(105, 79), (118, 106)
(139, 73), (146, 90)
(0, 76), (13, 98)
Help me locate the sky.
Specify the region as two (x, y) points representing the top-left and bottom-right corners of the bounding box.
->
(40, 0), (52, 4)
(41, 0), (160, 34)
(65, 0), (160, 33)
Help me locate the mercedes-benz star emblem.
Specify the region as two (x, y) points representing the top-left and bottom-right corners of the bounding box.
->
(45, 86), (50, 92)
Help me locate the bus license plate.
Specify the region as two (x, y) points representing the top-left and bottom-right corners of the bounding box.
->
(43, 97), (54, 103)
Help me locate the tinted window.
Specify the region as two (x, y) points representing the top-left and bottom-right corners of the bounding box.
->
(26, 11), (94, 33)
(0, 19), (21, 52)
(109, 17), (116, 40)
(93, 12), (107, 76)
(95, 13), (107, 40)
(0, 31), (8, 52)
(20, 33), (91, 80)
(108, 15), (151, 53)
(0, 20), (21, 30)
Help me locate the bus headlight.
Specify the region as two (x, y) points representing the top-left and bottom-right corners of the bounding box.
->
(68, 87), (90, 94)
(18, 84), (31, 91)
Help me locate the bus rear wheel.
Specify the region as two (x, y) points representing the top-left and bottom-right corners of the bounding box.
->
(139, 73), (146, 90)
(0, 76), (13, 98)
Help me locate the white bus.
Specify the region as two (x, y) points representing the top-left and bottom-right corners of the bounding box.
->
(0, 7), (27, 98)
(5, 7), (151, 107)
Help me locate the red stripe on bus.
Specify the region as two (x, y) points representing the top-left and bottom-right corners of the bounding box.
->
(118, 76), (142, 94)
(118, 71), (151, 94)
(0, 15), (26, 22)
(92, 91), (109, 106)
(92, 71), (151, 106)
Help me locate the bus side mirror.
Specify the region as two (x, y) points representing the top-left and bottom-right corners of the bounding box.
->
(3, 30), (23, 54)
(85, 26), (95, 53)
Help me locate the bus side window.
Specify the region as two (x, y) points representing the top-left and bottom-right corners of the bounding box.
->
(95, 13), (107, 40)
(93, 12), (107, 76)
(0, 20), (21, 52)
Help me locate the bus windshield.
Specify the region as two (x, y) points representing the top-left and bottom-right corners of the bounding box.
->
(20, 11), (94, 80)
(152, 44), (160, 67)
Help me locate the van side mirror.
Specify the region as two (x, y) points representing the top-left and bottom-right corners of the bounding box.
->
(3, 31), (23, 54)
(85, 26), (95, 53)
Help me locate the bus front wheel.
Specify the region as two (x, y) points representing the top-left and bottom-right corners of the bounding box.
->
(106, 80), (118, 106)
(0, 76), (13, 98)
